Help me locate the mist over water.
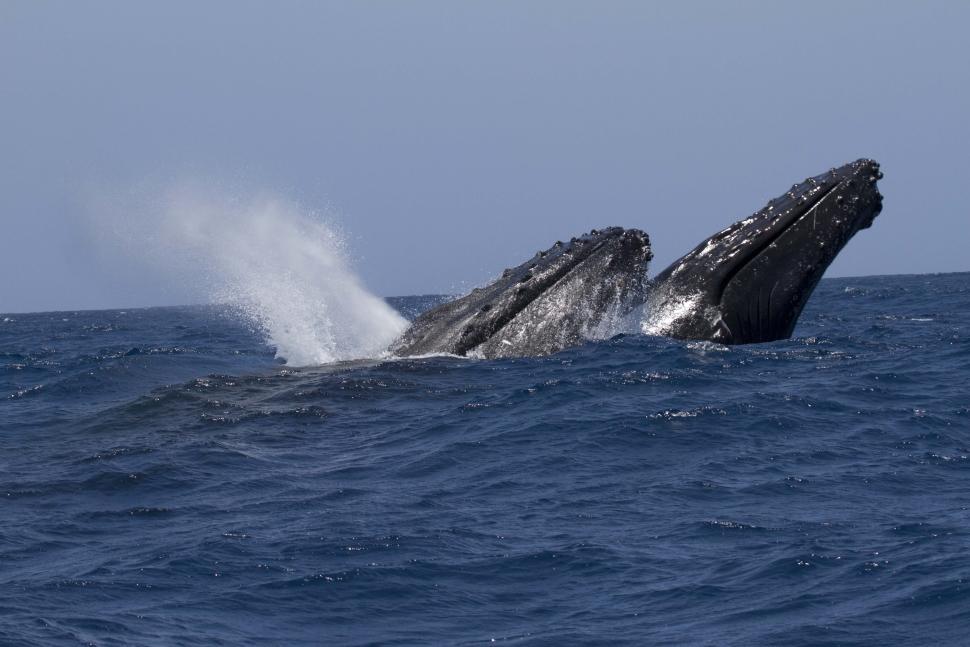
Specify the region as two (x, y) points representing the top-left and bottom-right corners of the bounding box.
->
(93, 182), (408, 365)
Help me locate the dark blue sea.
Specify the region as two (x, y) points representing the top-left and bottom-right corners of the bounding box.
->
(2, 273), (970, 646)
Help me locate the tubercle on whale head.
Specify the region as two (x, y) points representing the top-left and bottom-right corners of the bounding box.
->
(648, 158), (884, 345)
(494, 227), (651, 295)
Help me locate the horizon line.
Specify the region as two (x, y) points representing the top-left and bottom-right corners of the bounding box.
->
(2, 269), (967, 317)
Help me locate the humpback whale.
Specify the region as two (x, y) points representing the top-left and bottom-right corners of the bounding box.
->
(392, 159), (883, 358)
(646, 158), (883, 343)
(391, 228), (652, 358)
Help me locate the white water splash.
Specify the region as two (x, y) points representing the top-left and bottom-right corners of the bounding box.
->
(93, 182), (408, 366)
(639, 289), (703, 337)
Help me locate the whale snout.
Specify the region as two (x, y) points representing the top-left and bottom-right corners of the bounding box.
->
(649, 158), (886, 345)
(838, 158), (884, 230)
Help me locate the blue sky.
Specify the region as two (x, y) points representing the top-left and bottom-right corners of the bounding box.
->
(1, 1), (968, 312)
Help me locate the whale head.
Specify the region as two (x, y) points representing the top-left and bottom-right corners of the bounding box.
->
(393, 227), (652, 358)
(647, 158), (884, 344)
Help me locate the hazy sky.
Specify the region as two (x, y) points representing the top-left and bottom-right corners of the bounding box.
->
(2, 1), (968, 313)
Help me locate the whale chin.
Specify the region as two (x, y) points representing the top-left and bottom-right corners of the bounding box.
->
(647, 158), (884, 344)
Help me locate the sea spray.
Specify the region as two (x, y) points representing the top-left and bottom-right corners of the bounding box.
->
(94, 181), (408, 365)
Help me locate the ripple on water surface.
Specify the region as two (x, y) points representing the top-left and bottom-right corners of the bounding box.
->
(2, 274), (970, 645)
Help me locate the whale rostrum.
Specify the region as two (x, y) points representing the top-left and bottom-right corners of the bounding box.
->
(391, 159), (883, 358)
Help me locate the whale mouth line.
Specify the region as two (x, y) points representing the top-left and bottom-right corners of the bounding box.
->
(715, 182), (841, 306)
(506, 238), (613, 318)
(456, 235), (616, 353)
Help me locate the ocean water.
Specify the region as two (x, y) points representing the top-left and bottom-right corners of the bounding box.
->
(2, 273), (969, 646)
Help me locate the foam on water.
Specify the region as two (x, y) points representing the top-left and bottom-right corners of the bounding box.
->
(93, 182), (407, 365)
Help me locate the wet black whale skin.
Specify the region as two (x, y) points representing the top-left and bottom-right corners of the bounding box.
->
(391, 227), (652, 358)
(392, 158), (884, 356)
(649, 158), (884, 344)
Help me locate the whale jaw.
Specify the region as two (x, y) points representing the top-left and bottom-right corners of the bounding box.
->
(392, 228), (652, 358)
(648, 159), (884, 344)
